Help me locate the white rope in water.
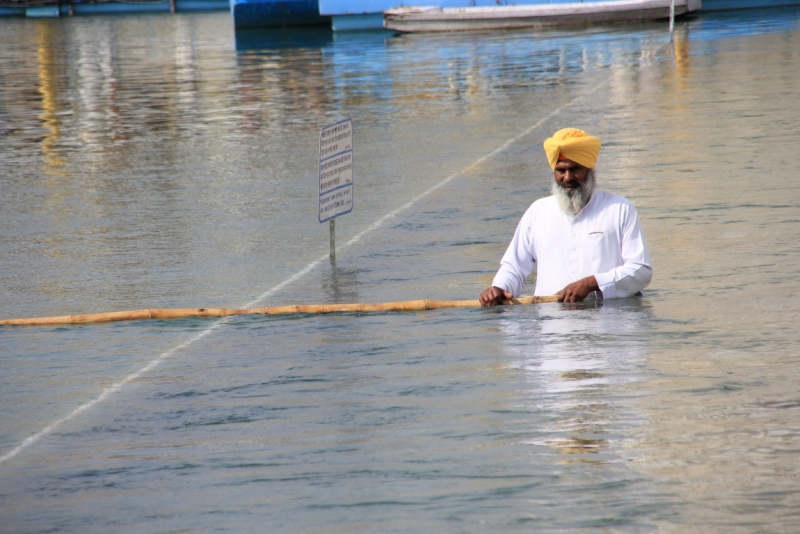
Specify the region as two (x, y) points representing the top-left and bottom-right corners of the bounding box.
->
(1, 80), (616, 466)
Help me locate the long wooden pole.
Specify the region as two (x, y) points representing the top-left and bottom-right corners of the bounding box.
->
(0, 296), (559, 326)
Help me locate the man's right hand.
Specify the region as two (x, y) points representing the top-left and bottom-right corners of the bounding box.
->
(479, 286), (514, 307)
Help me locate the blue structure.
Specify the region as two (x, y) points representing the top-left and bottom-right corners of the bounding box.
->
(231, 0), (330, 27)
(0, 0), (227, 17)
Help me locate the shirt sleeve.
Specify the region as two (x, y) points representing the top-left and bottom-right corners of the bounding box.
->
(491, 209), (536, 298)
(593, 203), (652, 299)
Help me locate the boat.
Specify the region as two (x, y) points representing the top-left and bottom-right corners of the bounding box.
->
(384, 0), (701, 32)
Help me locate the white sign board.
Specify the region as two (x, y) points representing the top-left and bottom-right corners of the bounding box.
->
(319, 118), (353, 223)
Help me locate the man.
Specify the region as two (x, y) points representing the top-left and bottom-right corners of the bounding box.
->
(479, 127), (652, 306)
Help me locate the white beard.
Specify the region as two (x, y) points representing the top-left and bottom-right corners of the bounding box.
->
(552, 169), (596, 215)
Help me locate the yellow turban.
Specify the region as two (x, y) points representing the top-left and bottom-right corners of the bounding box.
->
(543, 128), (602, 170)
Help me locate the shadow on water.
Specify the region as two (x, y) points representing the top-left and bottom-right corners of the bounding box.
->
(234, 26), (334, 53)
(234, 26), (398, 53)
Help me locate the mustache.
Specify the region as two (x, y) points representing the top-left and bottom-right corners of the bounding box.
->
(557, 180), (585, 195)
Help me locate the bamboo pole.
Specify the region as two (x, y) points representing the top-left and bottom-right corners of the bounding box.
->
(0, 296), (559, 326)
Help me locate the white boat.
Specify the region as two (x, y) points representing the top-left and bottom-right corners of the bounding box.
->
(384, 0), (701, 32)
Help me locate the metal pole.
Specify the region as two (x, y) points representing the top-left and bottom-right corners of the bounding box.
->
(330, 218), (335, 258)
(669, 0), (675, 39)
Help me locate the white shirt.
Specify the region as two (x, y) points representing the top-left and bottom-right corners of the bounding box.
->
(492, 190), (652, 298)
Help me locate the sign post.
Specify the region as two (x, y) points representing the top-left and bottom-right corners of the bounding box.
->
(319, 118), (353, 259)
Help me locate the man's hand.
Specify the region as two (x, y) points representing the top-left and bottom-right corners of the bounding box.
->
(479, 286), (514, 307)
(557, 276), (600, 303)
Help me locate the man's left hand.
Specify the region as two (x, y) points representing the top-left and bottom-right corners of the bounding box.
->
(557, 276), (600, 303)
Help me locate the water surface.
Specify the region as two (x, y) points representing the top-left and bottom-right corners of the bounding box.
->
(1, 8), (800, 532)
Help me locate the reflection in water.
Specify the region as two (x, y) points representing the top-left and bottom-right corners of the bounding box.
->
(234, 26), (334, 52)
(75, 23), (116, 149)
(321, 258), (361, 304)
(500, 300), (651, 463)
(235, 43), (333, 131)
(36, 22), (66, 176)
(173, 18), (198, 109)
(672, 25), (690, 92)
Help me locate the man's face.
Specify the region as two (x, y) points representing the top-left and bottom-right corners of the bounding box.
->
(553, 159), (591, 195)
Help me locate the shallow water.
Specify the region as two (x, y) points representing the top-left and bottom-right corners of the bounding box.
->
(1, 8), (800, 532)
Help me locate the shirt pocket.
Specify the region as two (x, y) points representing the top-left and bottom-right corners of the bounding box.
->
(585, 230), (611, 261)
(584, 229), (619, 268)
